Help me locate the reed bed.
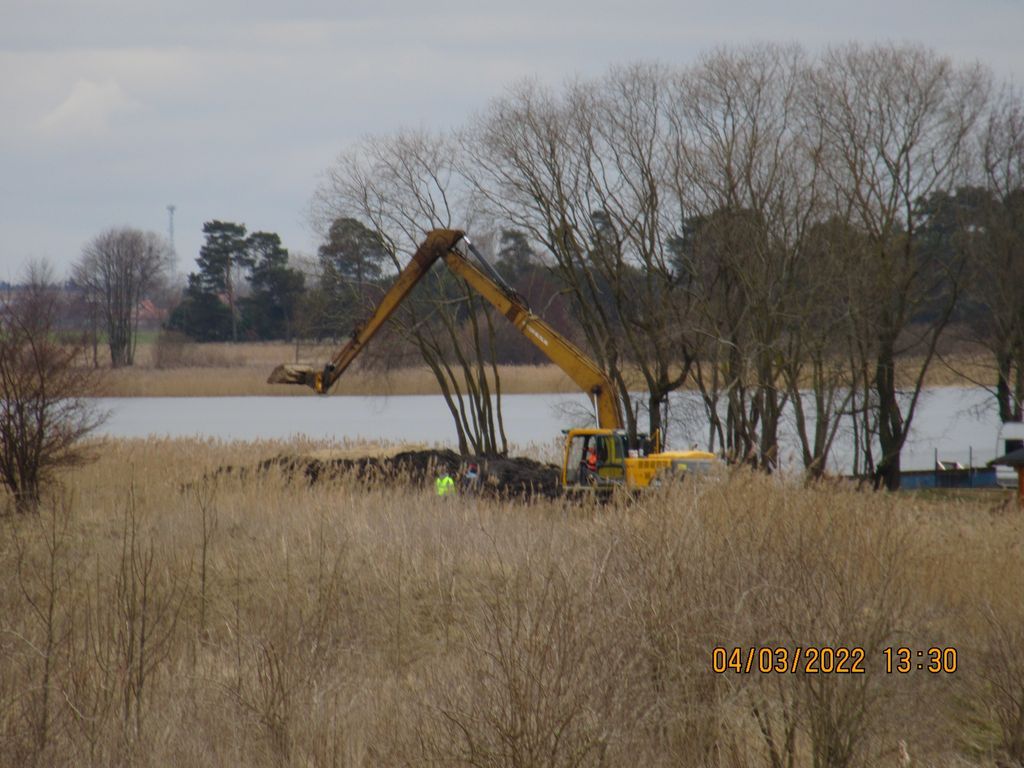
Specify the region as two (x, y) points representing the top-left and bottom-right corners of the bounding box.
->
(1, 437), (1020, 766)
(95, 362), (579, 398)
(91, 338), (995, 397)
(129, 340), (313, 369)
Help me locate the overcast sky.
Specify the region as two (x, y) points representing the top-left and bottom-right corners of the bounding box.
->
(2, 0), (1022, 282)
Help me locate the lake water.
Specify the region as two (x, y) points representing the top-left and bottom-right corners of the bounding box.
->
(94, 387), (1003, 473)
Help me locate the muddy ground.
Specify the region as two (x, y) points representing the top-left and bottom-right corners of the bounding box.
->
(232, 449), (563, 500)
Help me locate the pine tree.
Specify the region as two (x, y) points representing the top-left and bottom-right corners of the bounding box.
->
(196, 220), (249, 341)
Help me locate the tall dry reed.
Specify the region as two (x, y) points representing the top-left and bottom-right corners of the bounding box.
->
(92, 337), (994, 397)
(95, 362), (579, 398)
(0, 439), (1019, 766)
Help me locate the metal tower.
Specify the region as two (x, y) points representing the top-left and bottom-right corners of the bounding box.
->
(166, 204), (177, 256)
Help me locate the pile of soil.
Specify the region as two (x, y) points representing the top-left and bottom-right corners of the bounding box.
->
(250, 449), (562, 500)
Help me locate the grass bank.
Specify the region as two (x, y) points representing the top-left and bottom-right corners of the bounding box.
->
(1, 438), (1020, 766)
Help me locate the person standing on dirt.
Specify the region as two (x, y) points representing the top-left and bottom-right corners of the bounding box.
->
(436, 468), (456, 497)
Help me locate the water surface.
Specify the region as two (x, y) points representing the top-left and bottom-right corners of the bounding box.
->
(94, 387), (1002, 473)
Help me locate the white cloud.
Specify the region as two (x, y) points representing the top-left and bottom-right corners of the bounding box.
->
(39, 78), (138, 137)
(1, 0), (1022, 277)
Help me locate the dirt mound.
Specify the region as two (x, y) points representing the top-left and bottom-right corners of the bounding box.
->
(253, 449), (562, 500)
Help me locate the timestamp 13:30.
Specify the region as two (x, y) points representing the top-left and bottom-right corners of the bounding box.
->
(710, 646), (958, 674)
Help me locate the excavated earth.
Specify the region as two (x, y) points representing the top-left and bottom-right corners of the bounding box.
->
(220, 449), (563, 500)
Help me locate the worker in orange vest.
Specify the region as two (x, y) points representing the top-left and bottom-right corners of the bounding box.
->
(585, 445), (599, 483)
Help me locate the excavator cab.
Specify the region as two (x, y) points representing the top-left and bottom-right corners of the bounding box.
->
(561, 427), (716, 492)
(563, 429), (630, 489)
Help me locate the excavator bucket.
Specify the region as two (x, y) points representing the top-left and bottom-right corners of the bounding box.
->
(267, 364), (318, 388)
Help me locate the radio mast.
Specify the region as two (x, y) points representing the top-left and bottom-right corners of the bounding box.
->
(166, 204), (177, 258)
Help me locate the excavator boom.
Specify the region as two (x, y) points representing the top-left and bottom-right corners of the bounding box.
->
(268, 229), (622, 430)
(439, 247), (622, 430)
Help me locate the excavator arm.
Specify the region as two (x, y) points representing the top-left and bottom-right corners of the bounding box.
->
(268, 229), (462, 394)
(438, 245), (622, 430)
(268, 228), (623, 430)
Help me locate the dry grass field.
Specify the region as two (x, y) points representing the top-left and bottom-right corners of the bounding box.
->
(91, 340), (998, 398)
(1, 438), (1022, 767)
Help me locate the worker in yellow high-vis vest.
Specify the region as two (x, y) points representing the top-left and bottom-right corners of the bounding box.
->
(435, 469), (455, 496)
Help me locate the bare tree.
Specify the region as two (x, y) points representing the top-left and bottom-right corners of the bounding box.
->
(466, 66), (700, 445)
(0, 263), (104, 513)
(780, 217), (865, 478)
(314, 130), (509, 456)
(810, 43), (991, 488)
(580, 65), (699, 443)
(970, 86), (1024, 422)
(663, 44), (820, 469)
(74, 228), (171, 367)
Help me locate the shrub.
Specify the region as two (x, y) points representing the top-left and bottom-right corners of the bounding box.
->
(0, 272), (104, 513)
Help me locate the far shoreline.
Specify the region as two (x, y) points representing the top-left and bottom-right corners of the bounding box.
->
(85, 340), (997, 398)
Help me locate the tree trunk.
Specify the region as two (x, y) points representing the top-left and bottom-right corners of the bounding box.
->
(997, 348), (1014, 423)
(874, 340), (904, 491)
(227, 268), (237, 342)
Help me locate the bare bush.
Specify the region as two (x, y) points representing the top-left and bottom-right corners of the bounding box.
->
(423, 559), (636, 767)
(150, 332), (246, 369)
(0, 266), (104, 513)
(966, 603), (1024, 766)
(151, 330), (191, 369)
(3, 498), (77, 765)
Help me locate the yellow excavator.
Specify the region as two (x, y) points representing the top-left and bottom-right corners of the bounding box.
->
(268, 229), (716, 492)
